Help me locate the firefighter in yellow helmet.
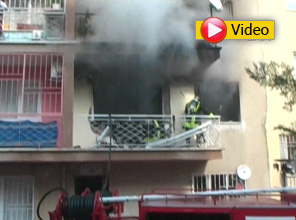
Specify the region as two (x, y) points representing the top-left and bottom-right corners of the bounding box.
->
(184, 96), (213, 145)
(185, 96), (211, 115)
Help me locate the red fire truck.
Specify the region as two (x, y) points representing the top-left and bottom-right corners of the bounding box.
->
(44, 188), (296, 220)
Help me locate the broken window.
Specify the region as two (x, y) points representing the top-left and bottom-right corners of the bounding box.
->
(197, 81), (241, 122)
(75, 54), (163, 115)
(93, 70), (162, 114)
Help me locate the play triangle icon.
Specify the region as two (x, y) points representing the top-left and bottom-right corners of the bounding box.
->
(208, 23), (222, 38)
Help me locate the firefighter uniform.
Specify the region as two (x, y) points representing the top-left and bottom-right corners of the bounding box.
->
(184, 97), (213, 145)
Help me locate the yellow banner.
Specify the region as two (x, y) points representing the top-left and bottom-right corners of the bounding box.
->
(196, 20), (275, 40)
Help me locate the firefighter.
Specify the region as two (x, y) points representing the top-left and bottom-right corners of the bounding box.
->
(144, 120), (161, 143)
(184, 96), (213, 146)
(185, 96), (210, 115)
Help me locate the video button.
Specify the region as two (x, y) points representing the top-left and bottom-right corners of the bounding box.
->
(200, 17), (227, 43)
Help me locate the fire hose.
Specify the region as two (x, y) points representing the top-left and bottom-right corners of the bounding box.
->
(37, 188), (68, 220)
(61, 194), (95, 220)
(37, 187), (114, 220)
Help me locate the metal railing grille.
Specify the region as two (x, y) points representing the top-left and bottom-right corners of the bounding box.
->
(74, 114), (221, 149)
(280, 135), (296, 187)
(280, 134), (296, 160)
(5, 0), (65, 11)
(0, 54), (63, 115)
(193, 173), (241, 192)
(0, 176), (34, 220)
(0, 53), (63, 148)
(286, 175), (296, 187)
(0, 0), (65, 42)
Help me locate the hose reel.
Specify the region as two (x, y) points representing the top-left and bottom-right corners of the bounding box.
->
(46, 188), (122, 220)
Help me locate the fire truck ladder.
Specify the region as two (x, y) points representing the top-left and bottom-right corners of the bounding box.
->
(100, 187), (296, 203)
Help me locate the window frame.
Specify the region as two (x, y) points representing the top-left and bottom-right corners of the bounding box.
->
(192, 173), (244, 192)
(0, 176), (34, 220)
(196, 80), (241, 122)
(280, 134), (296, 167)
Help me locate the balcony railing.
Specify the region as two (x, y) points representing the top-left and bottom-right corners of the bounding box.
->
(4, 0), (65, 10)
(0, 54), (63, 148)
(73, 114), (221, 149)
(0, 114), (62, 148)
(0, 0), (65, 42)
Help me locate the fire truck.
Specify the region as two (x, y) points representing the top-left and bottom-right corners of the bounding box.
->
(41, 188), (296, 220)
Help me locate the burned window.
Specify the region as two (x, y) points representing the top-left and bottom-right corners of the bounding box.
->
(197, 81), (241, 122)
(76, 54), (163, 115)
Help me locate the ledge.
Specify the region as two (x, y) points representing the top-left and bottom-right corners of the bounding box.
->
(0, 148), (223, 163)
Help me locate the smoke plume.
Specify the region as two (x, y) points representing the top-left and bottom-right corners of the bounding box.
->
(76, 0), (212, 74)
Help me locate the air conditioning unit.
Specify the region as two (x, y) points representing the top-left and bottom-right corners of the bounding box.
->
(50, 61), (62, 79)
(32, 30), (45, 40)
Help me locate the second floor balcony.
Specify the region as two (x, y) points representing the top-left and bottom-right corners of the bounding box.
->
(0, 0), (65, 43)
(0, 53), (63, 148)
(73, 114), (221, 150)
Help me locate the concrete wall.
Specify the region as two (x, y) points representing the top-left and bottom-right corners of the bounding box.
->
(202, 0), (269, 189)
(73, 75), (97, 148)
(257, 0), (296, 187)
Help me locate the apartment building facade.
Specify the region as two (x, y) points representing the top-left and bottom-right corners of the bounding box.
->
(0, 0), (294, 219)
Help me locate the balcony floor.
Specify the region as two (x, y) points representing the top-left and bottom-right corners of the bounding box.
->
(0, 148), (223, 162)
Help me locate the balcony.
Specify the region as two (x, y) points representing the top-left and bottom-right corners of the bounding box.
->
(0, 0), (65, 43)
(73, 114), (221, 150)
(0, 114), (221, 162)
(0, 53), (63, 148)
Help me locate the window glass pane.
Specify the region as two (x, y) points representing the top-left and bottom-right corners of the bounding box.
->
(198, 81), (241, 121)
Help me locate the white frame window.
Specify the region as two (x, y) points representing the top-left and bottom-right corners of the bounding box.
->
(280, 134), (296, 166)
(0, 176), (34, 220)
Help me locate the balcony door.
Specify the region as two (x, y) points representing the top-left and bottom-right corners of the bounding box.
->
(170, 84), (195, 115)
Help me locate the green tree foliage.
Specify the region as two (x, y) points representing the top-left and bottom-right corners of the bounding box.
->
(245, 61), (296, 135)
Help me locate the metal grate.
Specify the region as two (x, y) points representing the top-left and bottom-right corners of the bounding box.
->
(0, 176), (34, 220)
(280, 135), (296, 187)
(5, 0), (65, 10)
(76, 114), (221, 149)
(193, 173), (243, 192)
(0, 0), (65, 42)
(280, 134), (296, 161)
(0, 54), (63, 148)
(0, 54), (63, 115)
